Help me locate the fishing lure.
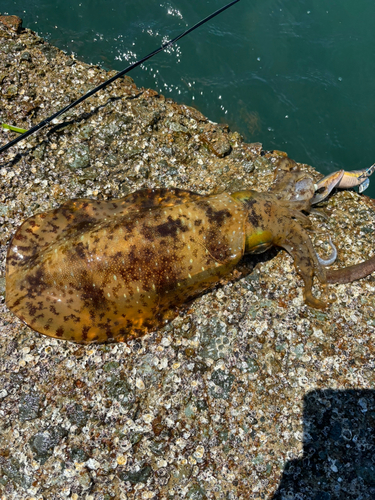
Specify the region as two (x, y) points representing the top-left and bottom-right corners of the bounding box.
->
(5, 159), (375, 344)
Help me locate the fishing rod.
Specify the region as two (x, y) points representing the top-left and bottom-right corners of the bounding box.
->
(0, 0), (240, 155)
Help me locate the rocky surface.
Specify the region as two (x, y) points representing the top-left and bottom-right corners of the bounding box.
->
(1, 16), (375, 500)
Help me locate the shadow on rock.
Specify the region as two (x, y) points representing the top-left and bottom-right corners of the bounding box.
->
(272, 389), (375, 500)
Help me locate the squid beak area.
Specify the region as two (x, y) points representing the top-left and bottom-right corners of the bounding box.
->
(311, 170), (345, 205)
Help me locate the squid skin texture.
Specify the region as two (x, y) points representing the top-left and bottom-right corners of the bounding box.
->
(6, 178), (375, 344)
(6, 188), (246, 344)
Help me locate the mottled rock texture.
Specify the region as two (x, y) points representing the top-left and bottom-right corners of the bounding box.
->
(1, 16), (375, 500)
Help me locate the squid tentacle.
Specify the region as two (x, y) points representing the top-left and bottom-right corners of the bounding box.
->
(316, 235), (337, 266)
(326, 255), (375, 284)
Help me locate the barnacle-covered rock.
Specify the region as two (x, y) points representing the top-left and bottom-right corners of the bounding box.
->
(1, 15), (375, 500)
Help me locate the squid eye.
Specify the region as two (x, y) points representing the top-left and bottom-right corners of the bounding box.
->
(245, 229), (273, 254)
(247, 242), (273, 254)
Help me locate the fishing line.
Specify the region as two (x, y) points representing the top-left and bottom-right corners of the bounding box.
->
(0, 0), (240, 155)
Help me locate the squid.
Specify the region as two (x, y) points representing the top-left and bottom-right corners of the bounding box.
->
(5, 158), (375, 343)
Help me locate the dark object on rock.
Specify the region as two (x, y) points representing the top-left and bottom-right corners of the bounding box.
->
(0, 15), (23, 33)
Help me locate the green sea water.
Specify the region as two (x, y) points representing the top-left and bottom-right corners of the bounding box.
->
(2, 0), (375, 197)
